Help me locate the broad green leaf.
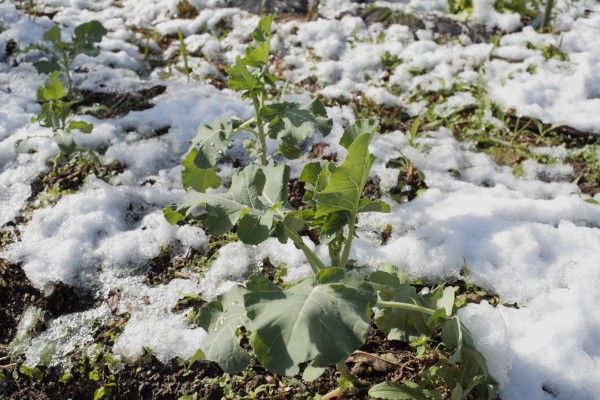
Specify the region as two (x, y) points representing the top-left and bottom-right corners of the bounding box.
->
(189, 119), (236, 170)
(163, 206), (185, 225)
(43, 25), (63, 46)
(181, 148), (221, 193)
(227, 57), (261, 92)
(371, 266), (428, 341)
(368, 381), (431, 400)
(358, 198), (391, 213)
(312, 130), (377, 218)
(244, 41), (269, 68)
(67, 120), (93, 133)
(74, 20), (107, 46)
(442, 316), (470, 364)
(260, 100), (332, 147)
(38, 72), (67, 101)
(180, 164), (289, 244)
(196, 286), (251, 374)
(33, 59), (61, 74)
(339, 119), (378, 149)
(302, 363), (326, 382)
(244, 269), (374, 376)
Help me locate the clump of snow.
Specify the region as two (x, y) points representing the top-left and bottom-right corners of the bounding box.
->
(112, 279), (207, 363)
(2, 178), (204, 289)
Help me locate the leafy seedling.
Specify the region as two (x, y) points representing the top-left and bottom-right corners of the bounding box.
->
(33, 21), (107, 94)
(21, 71), (93, 165)
(180, 15), (331, 192)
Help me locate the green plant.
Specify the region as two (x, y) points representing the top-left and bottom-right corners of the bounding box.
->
(541, 0), (555, 28)
(23, 71), (93, 164)
(177, 29), (191, 81)
(165, 16), (496, 399)
(32, 21), (107, 94)
(177, 15), (331, 192)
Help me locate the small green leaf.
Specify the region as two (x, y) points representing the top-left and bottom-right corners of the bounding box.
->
(187, 349), (205, 367)
(43, 25), (63, 46)
(163, 206), (186, 225)
(243, 15), (273, 67)
(339, 119), (378, 149)
(38, 71), (67, 101)
(358, 198), (391, 213)
(67, 120), (93, 133)
(19, 365), (43, 382)
(93, 384), (114, 400)
(371, 265), (432, 341)
(181, 148), (221, 193)
(261, 100), (332, 146)
(227, 57), (261, 92)
(73, 21), (107, 56)
(368, 381), (431, 400)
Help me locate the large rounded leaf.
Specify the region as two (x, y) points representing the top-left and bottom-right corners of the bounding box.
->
(244, 268), (375, 376)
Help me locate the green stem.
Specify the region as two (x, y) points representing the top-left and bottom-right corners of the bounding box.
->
(338, 217), (356, 268)
(376, 300), (435, 316)
(542, 0), (555, 28)
(251, 94), (269, 166)
(285, 227), (326, 274)
(61, 51), (72, 95)
(336, 361), (362, 387)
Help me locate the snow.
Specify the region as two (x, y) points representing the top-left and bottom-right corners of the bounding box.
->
(1, 1), (600, 399)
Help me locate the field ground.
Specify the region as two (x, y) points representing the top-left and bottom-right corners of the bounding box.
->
(1, 0), (600, 399)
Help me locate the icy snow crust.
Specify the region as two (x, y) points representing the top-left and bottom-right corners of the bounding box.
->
(1, 1), (600, 399)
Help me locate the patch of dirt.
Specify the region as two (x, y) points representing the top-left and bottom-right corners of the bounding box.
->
(78, 85), (166, 119)
(176, 0), (199, 19)
(145, 247), (205, 287)
(349, 328), (441, 385)
(31, 156), (125, 201)
(226, 0), (310, 15)
(0, 260), (42, 344)
(386, 157), (427, 203)
(570, 158), (600, 196)
(362, 176), (382, 200)
(309, 142), (337, 161)
(1, 355), (223, 400)
(287, 178), (306, 210)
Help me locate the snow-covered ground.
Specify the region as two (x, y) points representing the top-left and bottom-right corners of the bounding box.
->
(1, 0), (600, 399)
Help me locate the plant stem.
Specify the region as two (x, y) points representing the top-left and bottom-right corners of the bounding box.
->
(61, 51), (72, 95)
(285, 226), (326, 273)
(376, 300), (435, 315)
(542, 0), (555, 28)
(338, 217), (356, 268)
(336, 361), (362, 387)
(251, 94), (269, 166)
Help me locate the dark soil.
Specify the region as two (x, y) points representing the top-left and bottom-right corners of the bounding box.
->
(571, 158), (600, 196)
(386, 158), (428, 203)
(78, 85), (166, 119)
(0, 324), (436, 400)
(287, 178), (306, 210)
(362, 176), (382, 200)
(226, 0), (310, 15)
(0, 260), (42, 343)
